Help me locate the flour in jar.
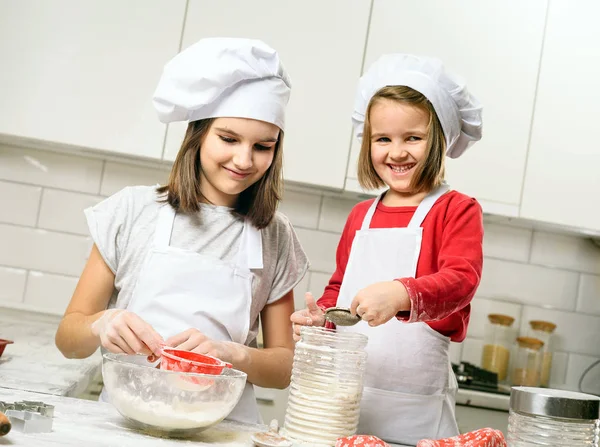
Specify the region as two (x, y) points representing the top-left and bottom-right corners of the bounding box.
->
(111, 388), (231, 430)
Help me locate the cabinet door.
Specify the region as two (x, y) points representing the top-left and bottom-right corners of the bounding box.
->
(163, 0), (371, 190)
(348, 0), (547, 215)
(0, 0), (185, 159)
(521, 0), (600, 232)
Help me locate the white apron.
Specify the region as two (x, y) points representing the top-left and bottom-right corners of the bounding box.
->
(337, 183), (459, 446)
(100, 204), (263, 425)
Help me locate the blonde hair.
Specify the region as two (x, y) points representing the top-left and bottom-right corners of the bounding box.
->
(357, 85), (446, 194)
(157, 119), (283, 229)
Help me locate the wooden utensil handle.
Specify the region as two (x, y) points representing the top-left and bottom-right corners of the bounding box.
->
(0, 411), (11, 436)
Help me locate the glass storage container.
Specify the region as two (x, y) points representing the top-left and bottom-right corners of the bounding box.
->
(508, 386), (600, 446)
(282, 326), (368, 446)
(481, 313), (515, 382)
(528, 320), (557, 388)
(511, 336), (544, 387)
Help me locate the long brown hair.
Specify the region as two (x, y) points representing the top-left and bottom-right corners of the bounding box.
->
(357, 85), (446, 194)
(157, 119), (283, 229)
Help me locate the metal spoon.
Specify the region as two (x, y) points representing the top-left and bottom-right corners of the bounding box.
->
(324, 307), (361, 326)
(251, 419), (292, 447)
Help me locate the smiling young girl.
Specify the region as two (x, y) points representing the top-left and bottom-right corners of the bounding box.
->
(55, 38), (309, 424)
(291, 54), (484, 444)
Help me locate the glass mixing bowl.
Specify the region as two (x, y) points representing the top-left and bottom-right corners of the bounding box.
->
(102, 353), (247, 436)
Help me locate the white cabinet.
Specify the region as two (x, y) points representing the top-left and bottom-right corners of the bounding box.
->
(0, 0), (185, 159)
(163, 0), (371, 190)
(520, 0), (600, 232)
(346, 0), (548, 216)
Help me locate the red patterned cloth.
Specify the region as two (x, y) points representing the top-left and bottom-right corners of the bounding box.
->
(416, 428), (506, 446)
(335, 435), (389, 447)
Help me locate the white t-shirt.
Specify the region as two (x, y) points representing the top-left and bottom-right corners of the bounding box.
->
(85, 185), (309, 346)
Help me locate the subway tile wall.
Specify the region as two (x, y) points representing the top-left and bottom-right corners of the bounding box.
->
(1, 144), (599, 394)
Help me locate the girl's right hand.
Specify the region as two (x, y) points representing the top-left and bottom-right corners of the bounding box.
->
(290, 292), (326, 342)
(91, 309), (164, 356)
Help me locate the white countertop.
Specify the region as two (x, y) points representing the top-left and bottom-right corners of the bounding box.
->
(0, 388), (263, 446)
(0, 308), (102, 397)
(455, 388), (510, 411)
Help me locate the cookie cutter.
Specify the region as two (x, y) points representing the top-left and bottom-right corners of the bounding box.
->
(0, 400), (54, 433)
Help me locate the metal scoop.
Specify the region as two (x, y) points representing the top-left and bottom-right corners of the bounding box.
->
(251, 419), (292, 447)
(324, 307), (361, 326)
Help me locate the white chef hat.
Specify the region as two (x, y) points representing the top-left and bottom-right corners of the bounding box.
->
(153, 37), (291, 130)
(352, 54), (483, 158)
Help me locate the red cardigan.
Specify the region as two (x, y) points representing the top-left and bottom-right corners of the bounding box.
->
(317, 190), (483, 342)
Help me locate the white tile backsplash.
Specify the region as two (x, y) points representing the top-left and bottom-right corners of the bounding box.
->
(483, 223), (532, 262)
(564, 353), (600, 395)
(100, 161), (170, 196)
(38, 189), (102, 235)
(530, 231), (600, 274)
(577, 274), (600, 316)
(0, 180), (42, 226)
(308, 272), (333, 298)
(318, 196), (359, 233)
(279, 189), (321, 230)
(24, 271), (78, 315)
(477, 258), (579, 310)
(0, 146), (103, 193)
(0, 266), (27, 303)
(0, 145), (599, 396)
(294, 228), (340, 273)
(520, 306), (600, 357)
(0, 223), (90, 276)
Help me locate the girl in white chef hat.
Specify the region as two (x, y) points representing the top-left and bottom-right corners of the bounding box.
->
(56, 37), (309, 424)
(291, 54), (484, 444)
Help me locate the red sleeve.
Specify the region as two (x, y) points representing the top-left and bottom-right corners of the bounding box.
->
(397, 198), (483, 323)
(316, 204), (363, 311)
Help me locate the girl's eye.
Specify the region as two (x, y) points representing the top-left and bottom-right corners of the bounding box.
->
(219, 136), (236, 143)
(376, 137), (391, 143)
(407, 136), (422, 142)
(254, 144), (273, 151)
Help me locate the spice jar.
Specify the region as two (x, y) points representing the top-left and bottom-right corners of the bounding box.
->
(282, 326), (368, 446)
(528, 320), (556, 388)
(481, 313), (515, 382)
(508, 386), (600, 446)
(511, 337), (544, 387)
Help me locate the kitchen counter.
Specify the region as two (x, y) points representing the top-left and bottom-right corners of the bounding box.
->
(455, 388), (510, 411)
(0, 387), (263, 446)
(0, 308), (102, 397)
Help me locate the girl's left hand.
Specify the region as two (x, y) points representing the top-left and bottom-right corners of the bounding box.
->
(165, 329), (248, 365)
(350, 281), (410, 327)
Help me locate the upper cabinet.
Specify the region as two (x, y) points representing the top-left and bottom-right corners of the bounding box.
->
(0, 1), (186, 159)
(520, 0), (600, 232)
(162, 0), (371, 190)
(346, 0), (548, 216)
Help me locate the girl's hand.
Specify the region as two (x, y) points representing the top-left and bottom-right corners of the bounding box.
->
(165, 329), (248, 365)
(350, 281), (410, 327)
(91, 309), (164, 356)
(290, 292), (325, 341)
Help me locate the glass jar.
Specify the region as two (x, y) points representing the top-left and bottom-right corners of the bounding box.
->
(481, 313), (515, 382)
(508, 386), (600, 446)
(282, 326), (368, 446)
(528, 320), (557, 388)
(511, 337), (544, 387)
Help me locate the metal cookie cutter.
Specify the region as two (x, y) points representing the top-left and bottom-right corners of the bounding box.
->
(0, 400), (54, 433)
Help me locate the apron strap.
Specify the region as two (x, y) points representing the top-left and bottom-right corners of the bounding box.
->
(238, 220), (263, 270)
(361, 194), (383, 230)
(154, 204), (176, 249)
(407, 182), (450, 229)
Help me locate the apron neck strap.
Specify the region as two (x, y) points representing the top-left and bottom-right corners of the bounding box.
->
(154, 204), (263, 269)
(407, 182), (450, 229)
(154, 204), (176, 249)
(238, 220), (263, 270)
(360, 183), (451, 230)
